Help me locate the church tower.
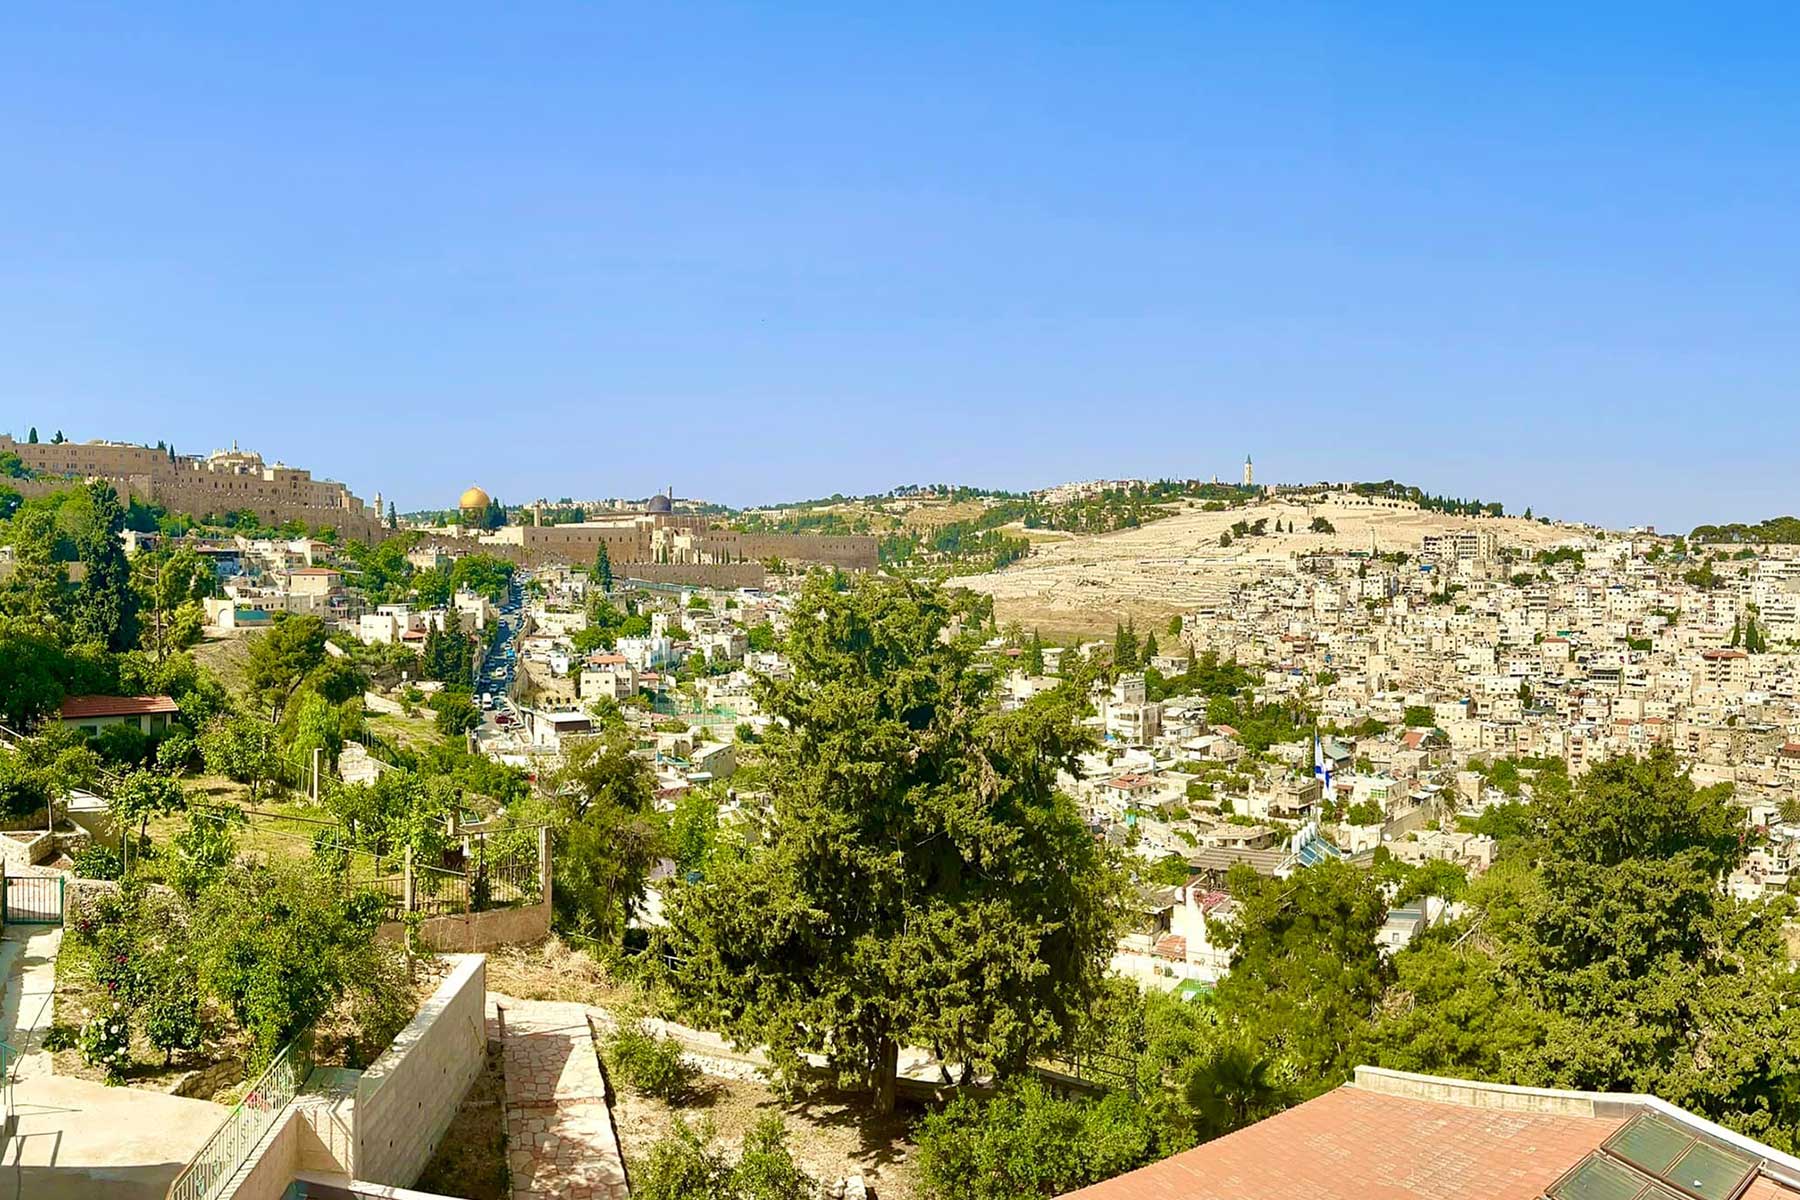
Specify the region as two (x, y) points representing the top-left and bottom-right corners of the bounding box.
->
(1242, 455), (1254, 488)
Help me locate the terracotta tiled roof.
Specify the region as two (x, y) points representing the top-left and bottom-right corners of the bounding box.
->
(59, 695), (179, 720)
(1150, 934), (1186, 961)
(1058, 1082), (1623, 1200)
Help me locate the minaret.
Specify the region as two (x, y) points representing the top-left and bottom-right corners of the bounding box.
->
(1242, 455), (1254, 488)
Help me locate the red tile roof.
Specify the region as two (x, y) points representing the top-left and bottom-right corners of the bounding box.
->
(1151, 934), (1186, 961)
(59, 695), (179, 720)
(1059, 1082), (1623, 1200)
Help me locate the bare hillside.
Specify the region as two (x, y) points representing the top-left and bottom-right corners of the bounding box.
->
(959, 494), (1584, 636)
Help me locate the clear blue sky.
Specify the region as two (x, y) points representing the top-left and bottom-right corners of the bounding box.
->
(3, 3), (1796, 529)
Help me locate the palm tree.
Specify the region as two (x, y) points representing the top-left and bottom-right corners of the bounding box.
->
(1183, 1041), (1290, 1140)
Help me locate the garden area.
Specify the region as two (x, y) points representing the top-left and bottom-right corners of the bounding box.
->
(608, 1064), (920, 1200)
(48, 862), (433, 1101)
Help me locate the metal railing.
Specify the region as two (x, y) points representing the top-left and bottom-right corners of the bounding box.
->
(165, 1032), (314, 1200)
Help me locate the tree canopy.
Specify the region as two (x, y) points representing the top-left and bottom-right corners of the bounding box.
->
(662, 574), (1123, 1111)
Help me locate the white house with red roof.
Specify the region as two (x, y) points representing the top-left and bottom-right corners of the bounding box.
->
(57, 694), (180, 737)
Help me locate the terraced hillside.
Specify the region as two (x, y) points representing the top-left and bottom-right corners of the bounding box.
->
(957, 494), (1585, 637)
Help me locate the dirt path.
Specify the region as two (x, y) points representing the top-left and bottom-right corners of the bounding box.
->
(490, 994), (631, 1200)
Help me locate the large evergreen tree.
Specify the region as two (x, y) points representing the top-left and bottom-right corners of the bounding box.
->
(662, 575), (1123, 1111)
(69, 481), (138, 651)
(593, 542), (614, 592)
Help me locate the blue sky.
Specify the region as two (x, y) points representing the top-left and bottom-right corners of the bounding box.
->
(2, 3), (1796, 529)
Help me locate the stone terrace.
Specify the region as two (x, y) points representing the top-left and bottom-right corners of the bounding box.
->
(489, 995), (630, 1200)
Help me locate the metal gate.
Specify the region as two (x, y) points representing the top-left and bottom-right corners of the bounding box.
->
(1, 874), (64, 925)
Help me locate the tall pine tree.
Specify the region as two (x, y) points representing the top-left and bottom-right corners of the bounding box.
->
(663, 576), (1123, 1111)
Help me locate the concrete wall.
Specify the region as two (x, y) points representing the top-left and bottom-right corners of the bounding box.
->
(227, 1108), (304, 1200)
(354, 954), (487, 1187)
(380, 900), (550, 953)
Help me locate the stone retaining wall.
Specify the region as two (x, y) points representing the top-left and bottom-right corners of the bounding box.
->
(378, 900), (552, 953)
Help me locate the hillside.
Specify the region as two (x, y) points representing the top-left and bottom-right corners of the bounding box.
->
(958, 493), (1584, 637)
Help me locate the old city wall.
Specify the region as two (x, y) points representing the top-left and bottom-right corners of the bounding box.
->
(145, 477), (389, 541)
(622, 561), (767, 588)
(705, 530), (879, 569)
(502, 522), (874, 574)
(515, 524), (653, 565)
(4, 466), (389, 542)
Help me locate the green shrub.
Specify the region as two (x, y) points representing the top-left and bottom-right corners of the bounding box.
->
(72, 844), (123, 880)
(193, 861), (407, 1069)
(170, 807), (242, 899)
(79, 1007), (133, 1082)
(143, 981), (203, 1065)
(605, 1020), (700, 1102)
(635, 1115), (816, 1200)
(92, 722), (151, 766)
(155, 729), (198, 773)
(914, 1079), (1163, 1200)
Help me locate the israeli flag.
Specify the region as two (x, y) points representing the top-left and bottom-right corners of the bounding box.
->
(1313, 732), (1332, 793)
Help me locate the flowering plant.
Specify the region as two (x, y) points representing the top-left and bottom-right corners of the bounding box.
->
(78, 1007), (132, 1083)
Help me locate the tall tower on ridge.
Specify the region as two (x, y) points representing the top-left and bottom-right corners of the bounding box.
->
(1242, 455), (1254, 488)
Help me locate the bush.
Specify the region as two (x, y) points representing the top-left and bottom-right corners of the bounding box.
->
(155, 729), (198, 774)
(91, 925), (150, 1008)
(41, 1022), (78, 1051)
(142, 981), (203, 1065)
(0, 754), (51, 820)
(635, 1115), (817, 1200)
(193, 861), (407, 1068)
(79, 1007), (133, 1082)
(605, 1020), (700, 1102)
(432, 689), (482, 735)
(92, 722), (151, 766)
(914, 1079), (1163, 1200)
(72, 844), (123, 880)
(69, 884), (127, 945)
(170, 806), (242, 899)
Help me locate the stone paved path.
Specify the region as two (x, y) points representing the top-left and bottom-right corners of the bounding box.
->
(489, 994), (631, 1200)
(0, 924), (61, 1080)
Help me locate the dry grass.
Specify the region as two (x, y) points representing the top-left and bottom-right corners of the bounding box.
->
(190, 631), (256, 695)
(413, 1039), (511, 1199)
(481, 936), (647, 1011)
(611, 1075), (921, 1200)
(365, 709), (445, 753)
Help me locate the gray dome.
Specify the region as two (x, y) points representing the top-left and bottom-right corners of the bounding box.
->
(646, 493), (672, 514)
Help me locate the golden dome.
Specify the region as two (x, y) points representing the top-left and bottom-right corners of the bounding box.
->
(459, 485), (491, 511)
